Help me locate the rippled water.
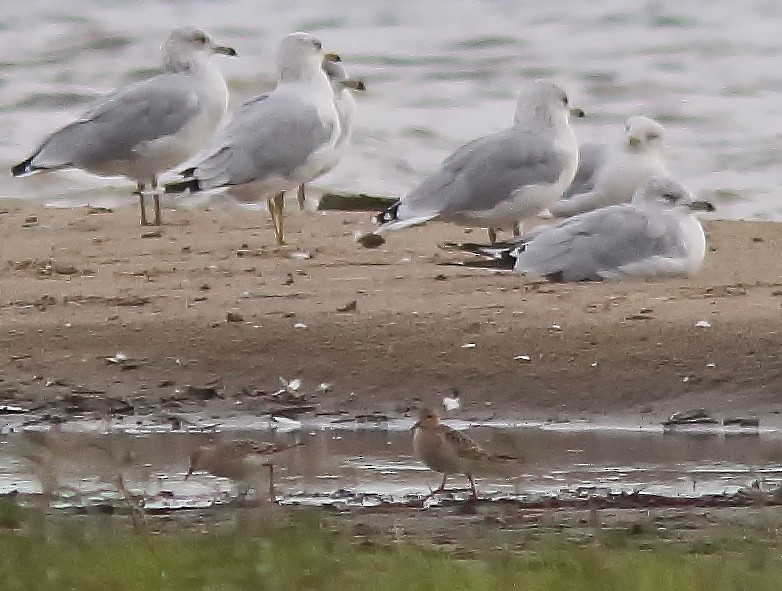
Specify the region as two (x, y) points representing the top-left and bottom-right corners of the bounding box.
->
(1, 415), (781, 509)
(1, 0), (781, 219)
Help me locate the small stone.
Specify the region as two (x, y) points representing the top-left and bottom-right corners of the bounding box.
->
(226, 312), (244, 323)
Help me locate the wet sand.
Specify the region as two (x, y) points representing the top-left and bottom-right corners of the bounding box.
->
(1, 201), (781, 424)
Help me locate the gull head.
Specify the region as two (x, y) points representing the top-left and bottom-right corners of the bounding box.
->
(411, 407), (442, 431)
(323, 59), (366, 92)
(624, 116), (664, 153)
(164, 28), (237, 71)
(514, 80), (582, 128)
(633, 176), (715, 212)
(277, 32), (326, 80)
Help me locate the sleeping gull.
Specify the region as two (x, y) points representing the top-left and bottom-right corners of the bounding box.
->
(452, 176), (714, 282)
(296, 57), (366, 210)
(165, 32), (340, 246)
(12, 28), (236, 226)
(549, 116), (666, 218)
(371, 80), (581, 245)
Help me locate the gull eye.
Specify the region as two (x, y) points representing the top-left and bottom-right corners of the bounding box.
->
(313, 39), (322, 50)
(561, 94), (569, 107)
(662, 192), (679, 202)
(646, 132), (660, 140)
(193, 32), (208, 44)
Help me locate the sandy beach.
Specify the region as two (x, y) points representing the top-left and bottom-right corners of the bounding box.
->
(0, 200), (780, 424)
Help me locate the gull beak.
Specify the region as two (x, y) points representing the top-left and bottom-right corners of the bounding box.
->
(687, 200), (716, 212)
(343, 79), (366, 91)
(324, 52), (342, 63)
(569, 107), (585, 118)
(410, 420), (421, 432)
(212, 45), (238, 57)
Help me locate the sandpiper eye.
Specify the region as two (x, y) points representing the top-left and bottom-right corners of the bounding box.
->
(647, 132), (660, 140)
(313, 39), (322, 50)
(562, 94), (569, 106)
(193, 33), (208, 44)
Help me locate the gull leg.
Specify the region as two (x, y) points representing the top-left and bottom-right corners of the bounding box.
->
(136, 183), (149, 226)
(151, 177), (162, 226)
(488, 228), (497, 244)
(272, 192), (286, 245)
(297, 184), (306, 211)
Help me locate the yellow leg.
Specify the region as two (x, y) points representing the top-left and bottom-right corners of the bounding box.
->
(151, 178), (162, 226)
(137, 183), (149, 226)
(272, 192), (285, 245)
(297, 184), (306, 211)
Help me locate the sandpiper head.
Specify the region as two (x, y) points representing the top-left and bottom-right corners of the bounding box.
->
(514, 80), (582, 127)
(411, 407), (441, 431)
(632, 176), (714, 212)
(624, 116), (664, 152)
(164, 28), (236, 71)
(276, 32), (326, 80)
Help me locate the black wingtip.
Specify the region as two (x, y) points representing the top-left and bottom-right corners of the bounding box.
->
(164, 177), (200, 194)
(375, 201), (401, 225)
(11, 157), (34, 177)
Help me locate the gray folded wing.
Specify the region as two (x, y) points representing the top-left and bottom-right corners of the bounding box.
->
(514, 205), (685, 281)
(28, 73), (202, 170)
(401, 128), (568, 217)
(560, 142), (608, 199)
(186, 93), (334, 190)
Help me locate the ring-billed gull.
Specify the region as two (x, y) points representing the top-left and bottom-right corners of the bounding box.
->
(12, 28), (236, 226)
(411, 407), (517, 499)
(549, 116), (666, 218)
(165, 32), (340, 246)
(452, 176), (714, 282)
(372, 80), (581, 244)
(297, 56), (366, 210)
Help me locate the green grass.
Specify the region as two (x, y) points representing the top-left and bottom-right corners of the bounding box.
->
(1, 518), (781, 590)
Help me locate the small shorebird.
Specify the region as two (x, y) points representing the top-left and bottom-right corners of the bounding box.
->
(411, 407), (517, 499)
(185, 439), (298, 502)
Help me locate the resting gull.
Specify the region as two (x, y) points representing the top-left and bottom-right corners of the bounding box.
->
(12, 28), (236, 226)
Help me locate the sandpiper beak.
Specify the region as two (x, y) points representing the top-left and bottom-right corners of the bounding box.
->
(213, 45), (238, 57)
(569, 107), (585, 118)
(688, 200), (715, 212)
(344, 79), (366, 91)
(410, 420), (421, 432)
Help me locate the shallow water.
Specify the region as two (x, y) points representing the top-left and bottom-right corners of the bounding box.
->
(1, 0), (781, 219)
(2, 415), (781, 509)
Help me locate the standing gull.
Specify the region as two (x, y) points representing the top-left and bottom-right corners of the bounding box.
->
(165, 32), (341, 246)
(372, 80), (581, 244)
(411, 407), (517, 499)
(296, 57), (366, 210)
(549, 116), (666, 218)
(12, 28), (236, 226)
(453, 176), (714, 282)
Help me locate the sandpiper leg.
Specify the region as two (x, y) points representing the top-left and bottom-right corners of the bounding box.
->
(262, 462), (276, 502)
(467, 474), (478, 499)
(297, 184), (306, 211)
(488, 228), (497, 244)
(136, 183), (149, 226)
(151, 178), (162, 226)
(512, 222), (520, 237)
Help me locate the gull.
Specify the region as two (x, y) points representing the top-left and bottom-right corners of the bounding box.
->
(549, 116), (666, 218)
(185, 439), (300, 502)
(372, 80), (581, 245)
(165, 32), (341, 246)
(411, 407), (517, 499)
(296, 56), (366, 210)
(451, 176), (714, 282)
(12, 28), (236, 226)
